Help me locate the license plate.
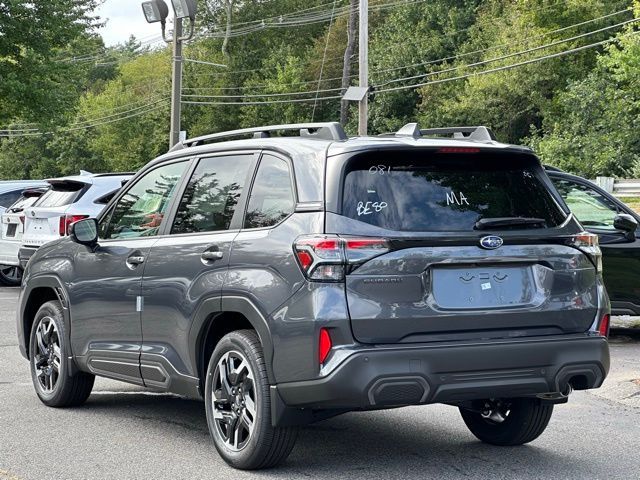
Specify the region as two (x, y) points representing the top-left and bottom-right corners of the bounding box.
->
(432, 266), (535, 310)
(6, 223), (16, 238)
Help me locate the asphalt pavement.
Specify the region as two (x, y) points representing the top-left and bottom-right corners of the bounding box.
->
(1, 286), (639, 480)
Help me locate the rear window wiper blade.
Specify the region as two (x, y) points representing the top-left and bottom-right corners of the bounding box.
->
(474, 217), (546, 230)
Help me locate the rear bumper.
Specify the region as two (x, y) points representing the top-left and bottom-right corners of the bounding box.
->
(276, 335), (609, 410)
(18, 246), (37, 269)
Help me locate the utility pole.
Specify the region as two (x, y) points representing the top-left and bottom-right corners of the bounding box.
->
(141, 0), (197, 148)
(358, 0), (368, 136)
(170, 19), (184, 148)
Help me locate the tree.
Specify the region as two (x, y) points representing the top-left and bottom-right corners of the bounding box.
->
(531, 2), (640, 177)
(416, 0), (629, 143)
(0, 0), (101, 125)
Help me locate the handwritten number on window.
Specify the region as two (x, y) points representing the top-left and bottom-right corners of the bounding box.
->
(369, 165), (391, 175)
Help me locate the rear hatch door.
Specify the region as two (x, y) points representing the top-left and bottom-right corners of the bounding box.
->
(328, 148), (598, 343)
(2, 191), (46, 241)
(23, 180), (86, 247)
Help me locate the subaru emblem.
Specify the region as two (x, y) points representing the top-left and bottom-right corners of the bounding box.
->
(480, 235), (503, 250)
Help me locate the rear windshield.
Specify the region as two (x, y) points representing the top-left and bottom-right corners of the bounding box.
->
(36, 183), (84, 208)
(342, 152), (566, 232)
(7, 194), (41, 213)
(0, 190), (22, 208)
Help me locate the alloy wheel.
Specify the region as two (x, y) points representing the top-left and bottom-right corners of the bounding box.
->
(0, 265), (21, 283)
(32, 317), (61, 393)
(211, 350), (257, 451)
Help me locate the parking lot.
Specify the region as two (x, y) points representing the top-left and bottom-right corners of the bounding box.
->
(0, 286), (639, 480)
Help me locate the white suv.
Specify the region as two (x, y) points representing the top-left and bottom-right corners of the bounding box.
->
(19, 172), (132, 267)
(0, 188), (48, 285)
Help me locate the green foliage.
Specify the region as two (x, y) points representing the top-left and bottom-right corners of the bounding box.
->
(0, 0), (101, 125)
(532, 18), (640, 177)
(2, 0), (640, 179)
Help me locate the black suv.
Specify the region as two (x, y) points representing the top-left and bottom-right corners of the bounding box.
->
(17, 123), (610, 470)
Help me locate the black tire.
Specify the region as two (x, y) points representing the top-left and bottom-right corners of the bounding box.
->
(0, 265), (22, 286)
(204, 329), (298, 470)
(459, 398), (553, 446)
(29, 301), (95, 407)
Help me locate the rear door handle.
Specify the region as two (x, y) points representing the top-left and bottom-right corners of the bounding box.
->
(127, 255), (145, 266)
(201, 251), (224, 261)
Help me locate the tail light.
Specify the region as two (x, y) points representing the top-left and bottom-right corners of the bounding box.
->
(294, 235), (389, 282)
(569, 232), (602, 273)
(19, 215), (25, 225)
(598, 314), (610, 338)
(59, 215), (89, 236)
(318, 328), (332, 364)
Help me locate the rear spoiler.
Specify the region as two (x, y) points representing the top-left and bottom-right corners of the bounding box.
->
(21, 187), (48, 198)
(46, 179), (88, 191)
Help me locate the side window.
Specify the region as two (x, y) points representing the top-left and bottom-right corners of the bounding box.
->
(0, 190), (23, 208)
(553, 178), (619, 230)
(244, 155), (295, 229)
(171, 155), (254, 234)
(100, 161), (187, 240)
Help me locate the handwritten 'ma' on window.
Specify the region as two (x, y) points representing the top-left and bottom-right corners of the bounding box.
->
(447, 191), (469, 206)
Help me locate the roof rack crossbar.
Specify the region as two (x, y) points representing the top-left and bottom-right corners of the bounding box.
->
(395, 123), (497, 142)
(171, 122), (347, 152)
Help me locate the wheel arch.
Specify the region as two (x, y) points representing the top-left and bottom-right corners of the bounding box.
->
(19, 275), (70, 359)
(189, 296), (275, 394)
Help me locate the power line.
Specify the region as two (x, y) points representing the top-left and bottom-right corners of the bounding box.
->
(182, 86), (343, 99)
(312, 0), (340, 120)
(63, 102), (169, 133)
(1, 101), (170, 137)
(182, 14), (636, 101)
(376, 16), (639, 88)
(185, 5), (630, 82)
(69, 98), (169, 127)
(375, 31), (640, 94)
(182, 94), (342, 106)
(201, 0), (426, 39)
(370, 7), (632, 78)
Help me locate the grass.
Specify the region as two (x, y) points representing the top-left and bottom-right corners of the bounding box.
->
(618, 197), (640, 214)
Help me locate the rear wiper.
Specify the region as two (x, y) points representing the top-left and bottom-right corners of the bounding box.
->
(474, 217), (546, 230)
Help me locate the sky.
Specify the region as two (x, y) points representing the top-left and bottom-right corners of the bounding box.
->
(96, 0), (162, 47)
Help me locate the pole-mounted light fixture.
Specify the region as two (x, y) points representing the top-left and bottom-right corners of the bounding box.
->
(141, 0), (169, 24)
(170, 0), (198, 21)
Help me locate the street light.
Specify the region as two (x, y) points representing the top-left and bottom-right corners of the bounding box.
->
(170, 0), (197, 20)
(140, 0), (198, 148)
(141, 0), (169, 24)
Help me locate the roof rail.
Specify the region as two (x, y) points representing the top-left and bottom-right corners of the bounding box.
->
(395, 123), (497, 142)
(170, 122), (347, 152)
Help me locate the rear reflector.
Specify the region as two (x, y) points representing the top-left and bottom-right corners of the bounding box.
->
(598, 314), (610, 337)
(319, 328), (332, 364)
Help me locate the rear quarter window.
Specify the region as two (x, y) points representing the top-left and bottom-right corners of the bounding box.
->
(341, 151), (566, 232)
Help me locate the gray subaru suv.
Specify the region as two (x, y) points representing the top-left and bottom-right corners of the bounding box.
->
(17, 123), (610, 470)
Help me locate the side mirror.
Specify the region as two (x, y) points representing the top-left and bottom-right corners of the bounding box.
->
(70, 218), (98, 246)
(614, 213), (638, 238)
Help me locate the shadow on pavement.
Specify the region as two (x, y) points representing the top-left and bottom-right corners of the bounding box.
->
(78, 392), (584, 477)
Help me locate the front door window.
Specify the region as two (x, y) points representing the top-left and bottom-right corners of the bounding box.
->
(100, 161), (188, 240)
